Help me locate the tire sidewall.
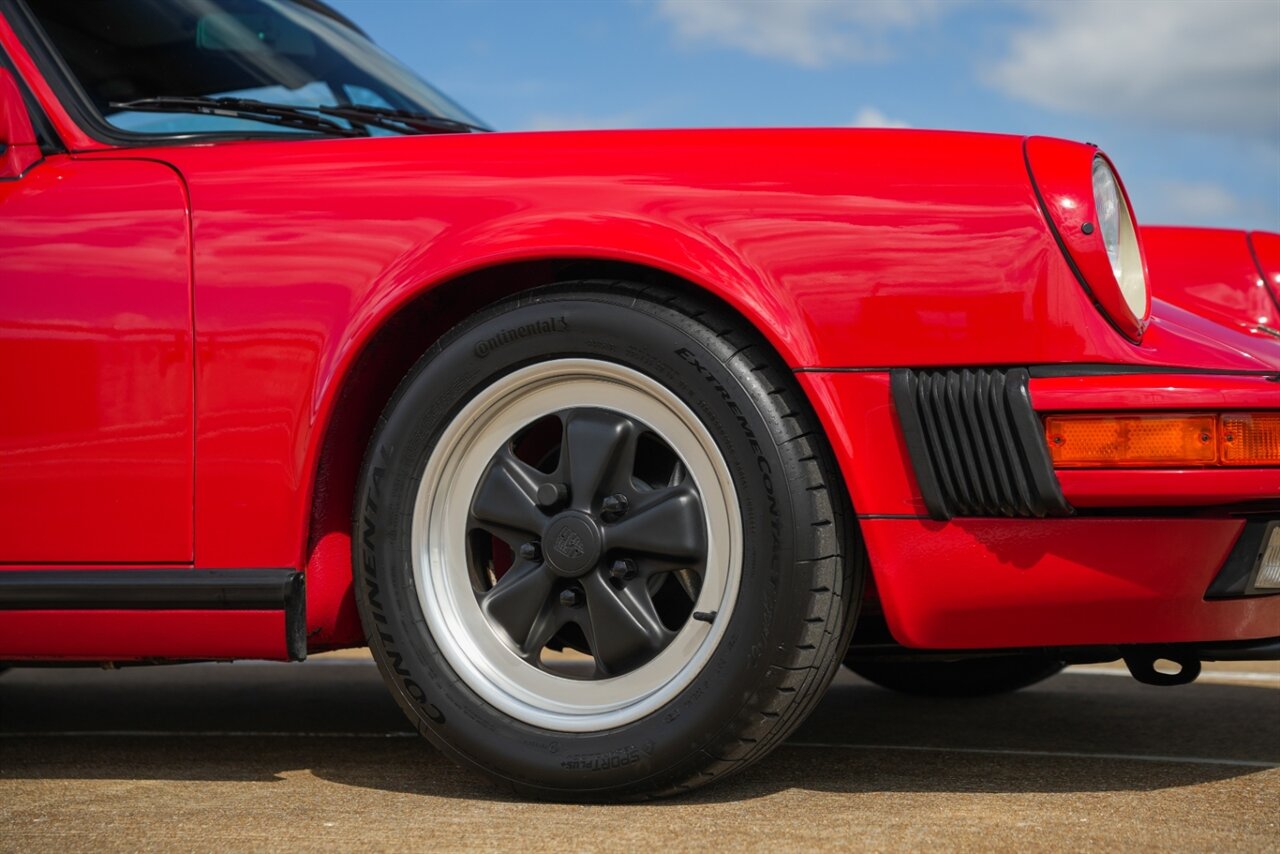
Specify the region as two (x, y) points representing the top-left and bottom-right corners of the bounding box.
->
(355, 288), (811, 796)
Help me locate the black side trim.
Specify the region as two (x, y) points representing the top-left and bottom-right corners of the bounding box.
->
(0, 569), (307, 660)
(893, 368), (1072, 520)
(0, 569), (300, 609)
(1206, 519), (1280, 599)
(283, 573), (307, 661)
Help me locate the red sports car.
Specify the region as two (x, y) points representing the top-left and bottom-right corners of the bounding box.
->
(1, 0), (1277, 801)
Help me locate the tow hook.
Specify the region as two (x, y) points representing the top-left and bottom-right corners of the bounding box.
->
(1123, 652), (1202, 686)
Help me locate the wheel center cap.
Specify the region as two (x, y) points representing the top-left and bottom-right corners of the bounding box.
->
(543, 512), (602, 578)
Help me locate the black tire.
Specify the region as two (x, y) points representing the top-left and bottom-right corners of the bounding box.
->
(846, 655), (1066, 697)
(353, 281), (862, 800)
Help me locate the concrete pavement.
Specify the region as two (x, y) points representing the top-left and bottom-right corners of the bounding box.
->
(1, 653), (1277, 852)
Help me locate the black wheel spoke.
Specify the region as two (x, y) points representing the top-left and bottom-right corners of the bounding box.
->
(580, 573), (674, 675)
(466, 402), (711, 680)
(604, 485), (705, 562)
(522, 603), (565, 662)
(470, 448), (549, 543)
(480, 560), (558, 653)
(561, 410), (637, 511)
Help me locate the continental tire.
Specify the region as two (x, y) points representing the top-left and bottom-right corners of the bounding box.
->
(353, 281), (862, 800)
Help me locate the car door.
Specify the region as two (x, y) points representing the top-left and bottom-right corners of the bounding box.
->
(0, 62), (193, 564)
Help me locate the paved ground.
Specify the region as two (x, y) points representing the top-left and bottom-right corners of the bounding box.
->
(1, 652), (1277, 852)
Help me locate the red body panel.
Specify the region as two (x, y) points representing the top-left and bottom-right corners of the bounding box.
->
(0, 610), (288, 660)
(1144, 225), (1280, 337)
(98, 131), (1275, 586)
(797, 371), (927, 517)
(1030, 373), (1280, 410)
(1, 13), (1276, 661)
(1250, 231), (1280, 306)
(1057, 469), (1279, 508)
(814, 369), (1280, 646)
(863, 517), (1275, 649)
(0, 156), (194, 562)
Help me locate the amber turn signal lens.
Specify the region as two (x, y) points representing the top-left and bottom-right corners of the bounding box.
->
(1044, 414), (1217, 468)
(1219, 413), (1280, 466)
(1044, 412), (1280, 468)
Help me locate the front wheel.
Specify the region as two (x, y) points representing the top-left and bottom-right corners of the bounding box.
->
(354, 282), (861, 800)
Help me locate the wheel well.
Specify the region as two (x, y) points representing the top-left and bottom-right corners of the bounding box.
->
(303, 257), (769, 648)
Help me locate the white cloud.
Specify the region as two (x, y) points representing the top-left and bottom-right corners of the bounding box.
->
(988, 0), (1280, 138)
(1152, 180), (1250, 223)
(655, 0), (947, 67)
(850, 106), (910, 128)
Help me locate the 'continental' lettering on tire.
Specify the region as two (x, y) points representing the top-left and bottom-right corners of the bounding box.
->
(473, 316), (569, 357)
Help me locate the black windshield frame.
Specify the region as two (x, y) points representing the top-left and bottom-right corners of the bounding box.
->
(3, 0), (487, 148)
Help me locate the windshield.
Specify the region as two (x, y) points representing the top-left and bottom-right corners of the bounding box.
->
(24, 0), (488, 137)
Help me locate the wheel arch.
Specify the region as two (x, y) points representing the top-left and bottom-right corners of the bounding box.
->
(299, 254), (839, 650)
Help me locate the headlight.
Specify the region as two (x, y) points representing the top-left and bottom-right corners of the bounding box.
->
(1025, 138), (1150, 341)
(1091, 157), (1146, 320)
(1092, 159), (1122, 279)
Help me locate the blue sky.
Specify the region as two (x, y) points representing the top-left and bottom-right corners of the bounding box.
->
(330, 0), (1280, 230)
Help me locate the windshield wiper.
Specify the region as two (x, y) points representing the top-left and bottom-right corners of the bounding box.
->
(109, 96), (367, 137)
(314, 104), (489, 135)
(110, 96), (489, 138)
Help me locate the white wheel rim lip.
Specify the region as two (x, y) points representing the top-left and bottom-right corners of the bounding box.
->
(411, 358), (743, 732)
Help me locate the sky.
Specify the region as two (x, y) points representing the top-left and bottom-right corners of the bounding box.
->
(329, 0), (1280, 231)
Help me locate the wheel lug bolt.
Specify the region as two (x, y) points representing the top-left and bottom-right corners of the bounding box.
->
(536, 482), (569, 509)
(559, 588), (583, 608)
(610, 558), (638, 582)
(520, 542), (541, 562)
(601, 493), (629, 519)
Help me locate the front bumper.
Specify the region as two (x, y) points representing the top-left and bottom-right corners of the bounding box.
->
(799, 367), (1280, 650)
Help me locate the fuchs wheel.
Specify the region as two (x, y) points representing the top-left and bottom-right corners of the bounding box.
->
(354, 281), (861, 800)
(846, 655), (1066, 698)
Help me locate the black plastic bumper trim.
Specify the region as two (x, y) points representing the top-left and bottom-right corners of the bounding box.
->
(893, 368), (1072, 520)
(1180, 637), (1280, 661)
(0, 570), (307, 660)
(847, 638), (1280, 664)
(1205, 519), (1280, 600)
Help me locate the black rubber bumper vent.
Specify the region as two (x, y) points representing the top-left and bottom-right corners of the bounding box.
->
(892, 368), (1072, 520)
